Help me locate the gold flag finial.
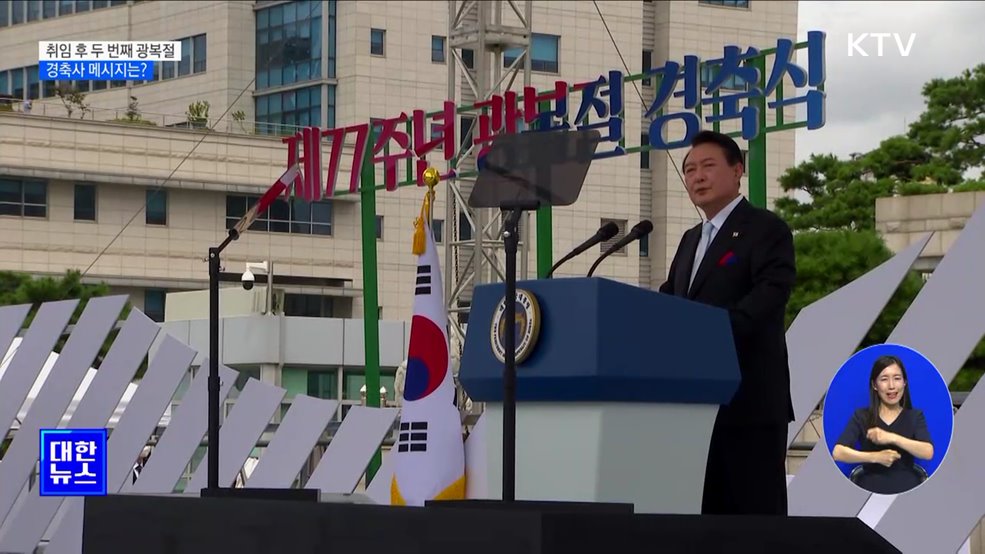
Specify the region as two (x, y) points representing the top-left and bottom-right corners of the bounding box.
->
(413, 167), (440, 255)
(423, 166), (441, 190)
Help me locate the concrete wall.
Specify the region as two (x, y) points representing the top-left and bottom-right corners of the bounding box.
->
(876, 191), (985, 269)
(155, 314), (410, 369)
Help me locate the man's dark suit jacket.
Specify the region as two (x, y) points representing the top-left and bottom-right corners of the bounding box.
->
(659, 197), (796, 425)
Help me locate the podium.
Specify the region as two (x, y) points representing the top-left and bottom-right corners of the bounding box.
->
(459, 277), (741, 514)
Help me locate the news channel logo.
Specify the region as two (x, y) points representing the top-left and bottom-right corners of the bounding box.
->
(39, 428), (108, 497)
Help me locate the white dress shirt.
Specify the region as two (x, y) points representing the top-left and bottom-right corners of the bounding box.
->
(689, 194), (745, 290)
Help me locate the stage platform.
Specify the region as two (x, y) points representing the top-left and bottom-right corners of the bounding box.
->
(81, 494), (902, 554)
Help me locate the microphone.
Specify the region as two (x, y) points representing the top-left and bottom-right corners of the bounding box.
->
(546, 221), (619, 278)
(586, 220), (654, 277)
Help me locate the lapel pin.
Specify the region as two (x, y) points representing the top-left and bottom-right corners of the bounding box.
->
(732, 232), (739, 238)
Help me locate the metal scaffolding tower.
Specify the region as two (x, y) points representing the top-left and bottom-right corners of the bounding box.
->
(445, 0), (533, 357)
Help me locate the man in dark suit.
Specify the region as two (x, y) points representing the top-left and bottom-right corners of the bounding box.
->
(658, 130), (796, 516)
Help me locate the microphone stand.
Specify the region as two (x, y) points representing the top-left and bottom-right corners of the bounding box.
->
(547, 252), (577, 279)
(587, 222), (653, 277)
(501, 199), (539, 502)
(587, 240), (628, 277)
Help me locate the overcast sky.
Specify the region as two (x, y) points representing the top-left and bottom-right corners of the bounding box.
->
(794, 1), (985, 166)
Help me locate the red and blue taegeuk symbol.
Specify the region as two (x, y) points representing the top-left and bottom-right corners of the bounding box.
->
(404, 315), (449, 401)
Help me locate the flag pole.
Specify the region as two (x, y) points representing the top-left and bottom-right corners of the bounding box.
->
(390, 166), (466, 507)
(422, 167), (439, 226)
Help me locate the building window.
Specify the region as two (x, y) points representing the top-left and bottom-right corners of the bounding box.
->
(701, 64), (749, 91)
(285, 294), (335, 318)
(370, 28), (385, 56)
(327, 0), (336, 78)
(193, 34), (207, 73)
(16, 0), (35, 22)
(225, 194), (333, 236)
(74, 183), (96, 221)
(307, 370), (337, 399)
(76, 1), (90, 12)
(600, 218), (627, 255)
(369, 117), (384, 142)
(432, 219), (443, 243)
(157, 34), (207, 81)
(255, 84), (323, 135)
(0, 177), (47, 218)
(146, 189), (167, 226)
(461, 48), (474, 69)
(642, 49), (652, 86)
(639, 233), (649, 257)
(641, 134), (651, 169)
(375, 215), (384, 240)
(504, 33), (559, 73)
(699, 0), (750, 7)
(460, 116), (475, 150)
(160, 60), (173, 80)
(430, 122), (445, 150)
(456, 299), (470, 326)
(326, 84), (335, 129)
(11, 1), (24, 24)
(431, 35), (446, 63)
(42, 1), (57, 18)
(27, 65), (39, 100)
(256, 0), (322, 90)
(144, 289), (166, 322)
(458, 210), (472, 241)
(58, 1), (73, 16)
(12, 68), (24, 99)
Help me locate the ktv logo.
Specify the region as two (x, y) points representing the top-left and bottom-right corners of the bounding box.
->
(847, 33), (917, 57)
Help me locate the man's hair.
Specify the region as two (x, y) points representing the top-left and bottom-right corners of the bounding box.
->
(682, 130), (744, 170)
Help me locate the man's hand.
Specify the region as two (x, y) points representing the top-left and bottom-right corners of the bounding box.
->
(870, 449), (901, 468)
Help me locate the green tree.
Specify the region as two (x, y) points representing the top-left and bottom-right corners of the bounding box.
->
(908, 63), (985, 183)
(787, 230), (924, 348)
(861, 136), (932, 182)
(0, 270), (111, 324)
(0, 269), (131, 366)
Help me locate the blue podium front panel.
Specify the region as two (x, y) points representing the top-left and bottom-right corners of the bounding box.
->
(459, 277), (740, 405)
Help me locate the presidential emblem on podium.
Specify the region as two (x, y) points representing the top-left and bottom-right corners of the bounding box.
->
(490, 289), (541, 364)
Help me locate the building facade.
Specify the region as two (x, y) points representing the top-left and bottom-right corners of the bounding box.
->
(0, 0), (798, 397)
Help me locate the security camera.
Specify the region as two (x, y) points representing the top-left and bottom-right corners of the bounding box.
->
(241, 269), (255, 291)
